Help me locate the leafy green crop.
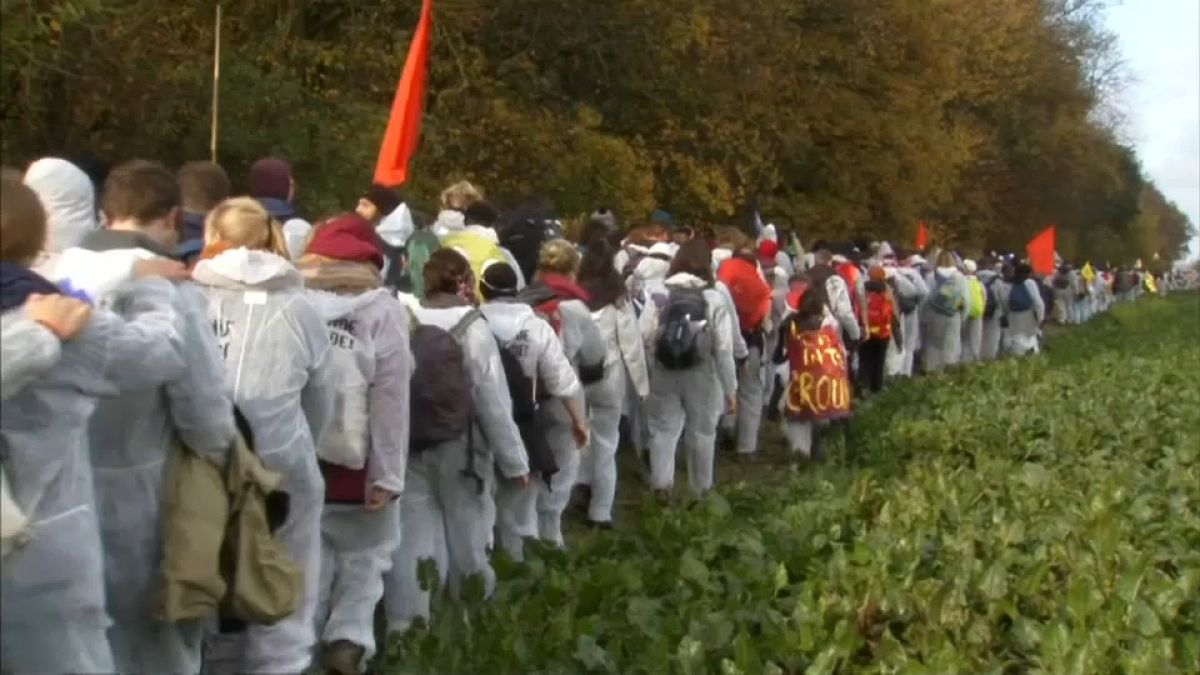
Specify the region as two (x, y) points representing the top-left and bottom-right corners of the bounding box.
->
(383, 295), (1200, 674)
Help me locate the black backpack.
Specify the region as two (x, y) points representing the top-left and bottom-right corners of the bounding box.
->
(983, 277), (1000, 319)
(499, 218), (559, 285)
(655, 288), (711, 370)
(494, 337), (558, 482)
(409, 311), (478, 450)
(377, 236), (407, 291)
(888, 277), (919, 315)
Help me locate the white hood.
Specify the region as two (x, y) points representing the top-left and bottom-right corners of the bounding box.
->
(633, 256), (671, 285)
(431, 209), (465, 238)
(192, 248), (302, 290)
(24, 158), (98, 257)
(711, 247), (733, 270)
(307, 288), (392, 321)
(479, 301), (536, 342)
(377, 202), (414, 247)
(665, 272), (709, 289)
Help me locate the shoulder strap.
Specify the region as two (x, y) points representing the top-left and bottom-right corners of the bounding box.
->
(449, 308), (481, 340)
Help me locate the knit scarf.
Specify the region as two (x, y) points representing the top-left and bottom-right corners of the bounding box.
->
(296, 253), (381, 293)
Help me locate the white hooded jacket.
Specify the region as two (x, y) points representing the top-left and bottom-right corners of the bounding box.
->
(24, 158), (99, 276)
(638, 272), (738, 401)
(480, 300), (581, 401)
(307, 288), (413, 494)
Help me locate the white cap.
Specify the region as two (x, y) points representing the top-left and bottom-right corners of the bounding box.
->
(963, 259), (977, 274)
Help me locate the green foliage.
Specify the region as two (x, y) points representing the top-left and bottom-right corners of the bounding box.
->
(383, 295), (1200, 673)
(1, 0), (1194, 262)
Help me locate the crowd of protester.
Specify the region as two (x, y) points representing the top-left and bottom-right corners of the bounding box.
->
(0, 156), (1189, 675)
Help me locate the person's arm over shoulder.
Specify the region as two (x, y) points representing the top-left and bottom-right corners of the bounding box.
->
(532, 317), (581, 400)
(288, 292), (336, 446)
(467, 319), (529, 478)
(98, 277), (186, 390)
(1, 313), (61, 400)
(707, 289), (738, 401)
(165, 284), (236, 460)
(367, 299), (414, 495)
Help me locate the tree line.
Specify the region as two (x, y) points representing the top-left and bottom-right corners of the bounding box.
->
(2, 0), (1194, 266)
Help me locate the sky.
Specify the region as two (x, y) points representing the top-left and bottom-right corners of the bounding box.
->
(1104, 0), (1200, 260)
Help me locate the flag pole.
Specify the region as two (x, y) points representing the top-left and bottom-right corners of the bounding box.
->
(210, 3), (222, 162)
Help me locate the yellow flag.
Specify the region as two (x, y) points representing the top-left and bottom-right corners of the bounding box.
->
(1081, 262), (1095, 284)
(1144, 273), (1158, 294)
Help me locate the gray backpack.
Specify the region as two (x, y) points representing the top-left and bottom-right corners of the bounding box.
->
(409, 310), (479, 450)
(655, 288), (711, 370)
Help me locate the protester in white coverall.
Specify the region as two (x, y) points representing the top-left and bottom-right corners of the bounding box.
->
(61, 161), (237, 675)
(478, 261), (584, 559)
(995, 262), (1046, 356)
(191, 198), (337, 674)
(0, 295), (92, 399)
(625, 242), (674, 458)
(576, 242), (649, 526)
(1, 174), (186, 675)
(639, 241), (738, 496)
(920, 251), (970, 373)
(976, 259), (1007, 361)
(895, 255), (928, 376)
(384, 249), (530, 634)
(296, 213), (413, 675)
(518, 240), (604, 544)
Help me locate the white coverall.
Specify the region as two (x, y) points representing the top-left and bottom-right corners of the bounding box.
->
(383, 301), (528, 633)
(480, 299), (581, 559)
(62, 234), (236, 675)
(1, 278), (184, 675)
(639, 273), (738, 496)
(920, 268), (969, 373)
(308, 289), (412, 667)
(577, 301), (649, 523)
(192, 249), (337, 674)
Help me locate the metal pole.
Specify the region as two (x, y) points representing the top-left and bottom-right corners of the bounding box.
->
(210, 3), (222, 162)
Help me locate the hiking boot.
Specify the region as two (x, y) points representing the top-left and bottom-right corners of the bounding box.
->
(323, 640), (365, 675)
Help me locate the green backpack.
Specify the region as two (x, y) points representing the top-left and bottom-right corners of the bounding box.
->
(403, 230), (441, 300)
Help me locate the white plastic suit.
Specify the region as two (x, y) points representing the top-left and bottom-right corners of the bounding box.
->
(383, 298), (529, 634)
(192, 248), (336, 674)
(1, 278), (183, 675)
(308, 288), (412, 668)
(920, 267), (969, 373)
(639, 273), (738, 495)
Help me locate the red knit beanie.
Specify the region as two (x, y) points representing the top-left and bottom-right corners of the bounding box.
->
(305, 213), (384, 269)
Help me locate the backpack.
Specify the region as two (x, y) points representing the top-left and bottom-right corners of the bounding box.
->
(865, 290), (894, 340)
(888, 277), (919, 315)
(499, 219), (554, 285)
(494, 335), (558, 482)
(655, 288), (711, 370)
(966, 277), (986, 319)
(929, 273), (960, 317)
(1008, 280), (1034, 312)
(1052, 275), (1070, 290)
(402, 230), (440, 299)
(409, 310), (479, 450)
(835, 261), (862, 318)
(983, 277), (1000, 319)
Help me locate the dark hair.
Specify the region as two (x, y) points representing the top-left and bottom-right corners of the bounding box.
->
(480, 260), (519, 301)
(580, 218), (612, 249)
(102, 160), (180, 222)
(1013, 262), (1032, 282)
(463, 200), (498, 227)
(178, 161), (231, 213)
(577, 240), (625, 310)
(668, 239), (714, 285)
(423, 248), (473, 296)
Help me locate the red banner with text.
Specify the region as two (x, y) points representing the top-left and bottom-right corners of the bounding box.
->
(784, 324), (852, 422)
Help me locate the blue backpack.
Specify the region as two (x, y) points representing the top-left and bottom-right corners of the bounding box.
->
(928, 273), (960, 317)
(1009, 281), (1034, 312)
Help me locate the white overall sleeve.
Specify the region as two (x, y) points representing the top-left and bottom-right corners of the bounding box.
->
(165, 285), (236, 460)
(532, 318), (582, 400)
(1, 315), (61, 400)
(99, 277), (186, 390)
(468, 321), (530, 478)
(367, 302), (413, 495)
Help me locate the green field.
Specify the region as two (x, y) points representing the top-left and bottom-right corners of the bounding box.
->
(384, 294), (1200, 674)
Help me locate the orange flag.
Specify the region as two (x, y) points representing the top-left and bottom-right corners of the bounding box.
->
(1026, 225), (1056, 276)
(374, 0), (433, 186)
(915, 222), (929, 250)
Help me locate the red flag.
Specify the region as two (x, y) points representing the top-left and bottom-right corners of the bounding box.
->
(374, 0), (433, 186)
(1026, 225), (1056, 276)
(915, 222), (929, 250)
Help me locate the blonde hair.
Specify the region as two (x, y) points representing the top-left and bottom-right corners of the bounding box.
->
(936, 250), (956, 268)
(0, 169), (47, 265)
(538, 238), (581, 276)
(205, 197), (290, 259)
(440, 180), (483, 211)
